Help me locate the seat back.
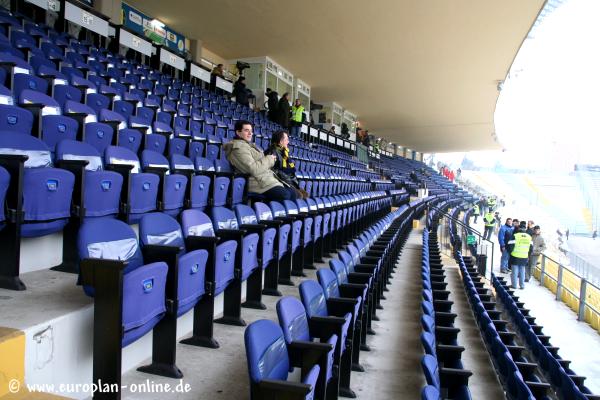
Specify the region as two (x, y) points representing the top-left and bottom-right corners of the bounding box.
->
(118, 128), (142, 153)
(141, 149), (170, 170)
(56, 139), (103, 171)
(181, 209), (216, 238)
(42, 115), (78, 150)
(105, 145), (141, 173)
(0, 104), (33, 134)
(0, 132), (52, 168)
(234, 204), (258, 225)
(78, 218), (144, 274)
(421, 354), (440, 390)
(317, 268), (340, 300)
(421, 386), (440, 400)
(210, 206), (239, 230)
(276, 296), (311, 343)
(84, 122), (113, 153)
(269, 201), (287, 218)
(420, 332), (436, 357)
(139, 212), (185, 250)
(299, 280), (328, 318)
(244, 320), (289, 384)
(329, 259), (348, 284)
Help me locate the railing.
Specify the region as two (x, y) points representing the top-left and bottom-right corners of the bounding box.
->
(534, 253), (600, 334)
(567, 250), (600, 287)
(428, 204), (495, 281)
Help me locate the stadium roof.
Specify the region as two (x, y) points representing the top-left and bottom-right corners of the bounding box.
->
(126, 0), (545, 153)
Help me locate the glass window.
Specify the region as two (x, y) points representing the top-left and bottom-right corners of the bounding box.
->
(266, 72), (278, 93)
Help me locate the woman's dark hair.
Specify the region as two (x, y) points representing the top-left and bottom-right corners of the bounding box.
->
(271, 130), (289, 145)
(234, 120), (253, 132)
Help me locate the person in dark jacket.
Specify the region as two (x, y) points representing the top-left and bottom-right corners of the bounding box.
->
(266, 88), (279, 122)
(264, 130), (308, 199)
(233, 76), (250, 106)
(507, 221), (533, 289)
(277, 92), (290, 128)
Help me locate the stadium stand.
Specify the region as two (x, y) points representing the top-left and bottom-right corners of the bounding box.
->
(0, 2), (598, 400)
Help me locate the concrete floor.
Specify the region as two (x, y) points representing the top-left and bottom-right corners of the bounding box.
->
(443, 258), (506, 400)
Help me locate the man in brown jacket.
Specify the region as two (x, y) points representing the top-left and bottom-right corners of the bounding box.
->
(527, 225), (546, 282)
(223, 120), (297, 201)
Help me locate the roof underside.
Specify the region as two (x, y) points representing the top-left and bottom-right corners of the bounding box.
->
(126, 0), (544, 153)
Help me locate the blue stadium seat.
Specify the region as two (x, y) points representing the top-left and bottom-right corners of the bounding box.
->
(209, 206), (260, 326)
(299, 280), (355, 398)
(0, 104), (33, 134)
(140, 150), (187, 217)
(77, 218), (169, 386)
(316, 268), (364, 372)
(104, 145), (159, 223)
(245, 319), (319, 400)
(276, 296), (338, 400)
(235, 203), (277, 305)
(135, 212), (212, 376)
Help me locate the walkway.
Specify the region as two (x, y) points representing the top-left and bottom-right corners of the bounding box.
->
(443, 256), (505, 400)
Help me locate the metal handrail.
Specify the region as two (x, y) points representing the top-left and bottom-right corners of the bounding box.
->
(429, 204), (495, 280)
(537, 253), (600, 322)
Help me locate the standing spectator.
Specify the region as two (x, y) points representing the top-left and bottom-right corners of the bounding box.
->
(448, 170), (455, 182)
(340, 122), (350, 139)
(528, 225), (546, 282)
(233, 76), (250, 106)
(593, 230), (597, 240)
(472, 203), (480, 223)
(526, 220), (535, 236)
(210, 63), (224, 92)
(504, 218), (520, 272)
(277, 92), (291, 129)
(223, 120), (297, 201)
(498, 218), (513, 273)
(507, 221), (533, 290)
(483, 211), (496, 240)
(289, 99), (304, 137)
(266, 88), (279, 122)
(565, 228), (570, 240)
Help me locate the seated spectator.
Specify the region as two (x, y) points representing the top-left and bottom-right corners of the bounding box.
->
(223, 121), (297, 201)
(265, 130), (309, 199)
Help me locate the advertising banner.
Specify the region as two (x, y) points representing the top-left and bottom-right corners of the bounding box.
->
(122, 2), (186, 55)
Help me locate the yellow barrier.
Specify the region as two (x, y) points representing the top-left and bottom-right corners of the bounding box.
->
(536, 256), (600, 335)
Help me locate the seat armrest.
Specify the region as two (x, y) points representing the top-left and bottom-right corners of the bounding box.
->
(216, 229), (248, 240)
(327, 297), (359, 319)
(439, 367), (472, 387)
(240, 223), (267, 233)
(79, 258), (127, 289)
(261, 220), (283, 227)
(338, 283), (367, 300)
(184, 236), (219, 252)
(347, 272), (372, 284)
(257, 379), (311, 400)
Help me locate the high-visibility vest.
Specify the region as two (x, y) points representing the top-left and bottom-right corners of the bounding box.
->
(511, 232), (532, 259)
(291, 105), (304, 123)
(473, 204), (480, 215)
(484, 213), (495, 227)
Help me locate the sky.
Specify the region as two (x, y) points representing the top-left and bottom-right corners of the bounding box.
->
(435, 0), (600, 172)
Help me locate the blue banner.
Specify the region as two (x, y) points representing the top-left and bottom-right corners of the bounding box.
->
(121, 2), (186, 55)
